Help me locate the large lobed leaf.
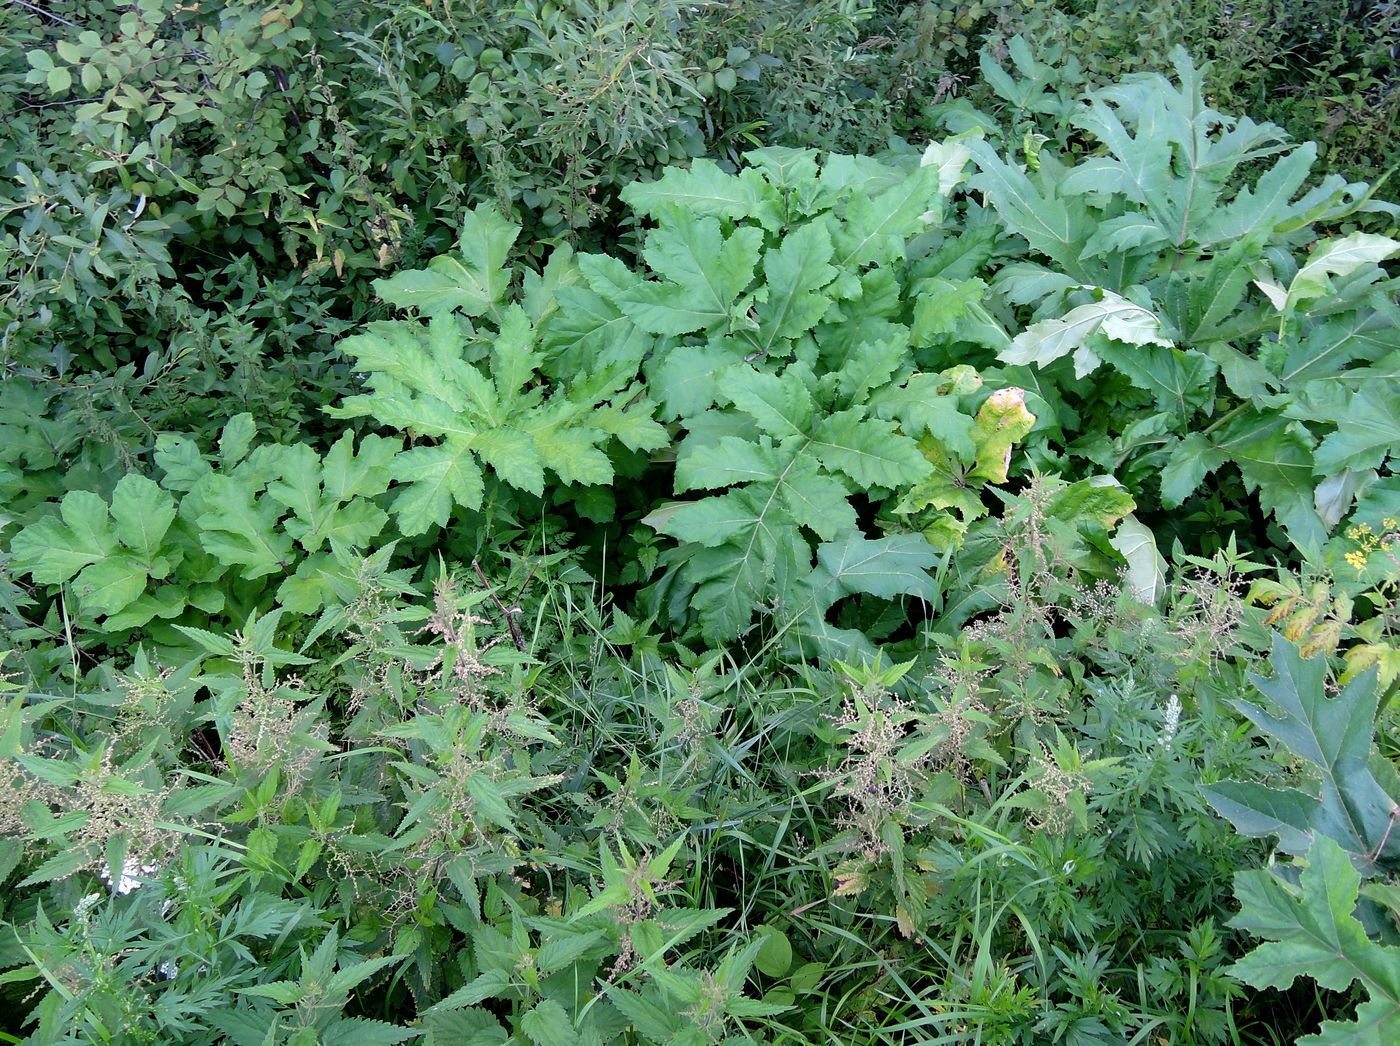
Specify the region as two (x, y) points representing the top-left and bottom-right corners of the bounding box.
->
(1204, 632), (1400, 875)
(1229, 836), (1400, 1045)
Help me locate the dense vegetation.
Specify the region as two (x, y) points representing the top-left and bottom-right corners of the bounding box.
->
(2, 1), (1399, 1043)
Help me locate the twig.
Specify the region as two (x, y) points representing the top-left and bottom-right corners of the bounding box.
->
(472, 559), (529, 652)
(12, 0), (78, 29)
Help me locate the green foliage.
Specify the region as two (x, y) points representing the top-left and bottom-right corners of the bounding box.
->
(1207, 609), (1400, 1041)
(959, 47), (1400, 557)
(860, 1), (1400, 192)
(7, 415), (400, 638)
(6, 16), (1400, 1046)
(574, 146), (1038, 648)
(330, 204), (666, 537)
(1205, 632), (1400, 876)
(1229, 836), (1400, 1045)
(0, 521), (1305, 1044)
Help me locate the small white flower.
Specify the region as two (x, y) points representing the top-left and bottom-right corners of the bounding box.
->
(100, 858), (161, 895)
(74, 893), (102, 918)
(1159, 694), (1182, 750)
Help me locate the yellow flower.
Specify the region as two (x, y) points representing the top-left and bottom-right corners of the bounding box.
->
(1346, 550), (1369, 573)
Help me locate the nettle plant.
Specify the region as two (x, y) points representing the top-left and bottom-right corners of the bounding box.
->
(965, 46), (1400, 558)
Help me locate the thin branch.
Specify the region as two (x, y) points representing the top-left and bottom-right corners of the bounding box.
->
(11, 0), (79, 29)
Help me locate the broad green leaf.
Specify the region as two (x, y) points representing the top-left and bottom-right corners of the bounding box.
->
(389, 442), (485, 536)
(109, 474), (177, 566)
(814, 410), (929, 488)
(621, 159), (782, 229)
(675, 436), (783, 492)
(1278, 307), (1400, 387)
(619, 213), (763, 335)
(1064, 93), (1173, 205)
(1046, 477), (1137, 529)
(1081, 214), (1171, 258)
(654, 493), (761, 547)
(1218, 413), (1326, 551)
(490, 306), (543, 406)
(1097, 343), (1219, 418)
(1198, 143), (1316, 244)
(832, 164), (941, 268)
(218, 413), (258, 468)
(72, 555), (149, 617)
(1001, 289), (1172, 378)
(810, 533), (940, 603)
(1204, 633), (1400, 873)
(1228, 837), (1400, 1045)
(780, 464), (856, 541)
(647, 341), (747, 420)
(968, 140), (1078, 267)
(867, 371), (978, 459)
(11, 491), (117, 584)
(722, 367), (814, 440)
(910, 277), (988, 346)
(338, 265), (641, 531)
(544, 277), (651, 377)
(754, 926), (793, 978)
(1284, 233), (1400, 312)
(321, 432), (399, 503)
(1312, 384), (1400, 475)
(527, 422), (613, 487)
(834, 334), (909, 403)
(194, 476), (296, 580)
(755, 222), (837, 350)
(589, 401), (668, 452)
(375, 203), (519, 316)
(472, 428), (546, 496)
(1160, 432), (1227, 507)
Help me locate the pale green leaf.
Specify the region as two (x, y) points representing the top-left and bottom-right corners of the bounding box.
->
(755, 222), (836, 350)
(389, 442), (485, 535)
(621, 159), (782, 229)
(109, 474), (177, 566)
(1284, 233), (1400, 311)
(814, 410), (930, 488)
(1001, 290), (1172, 378)
(1109, 515), (1166, 606)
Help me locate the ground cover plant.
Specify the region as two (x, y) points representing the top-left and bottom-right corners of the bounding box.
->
(2, 4), (1400, 1044)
